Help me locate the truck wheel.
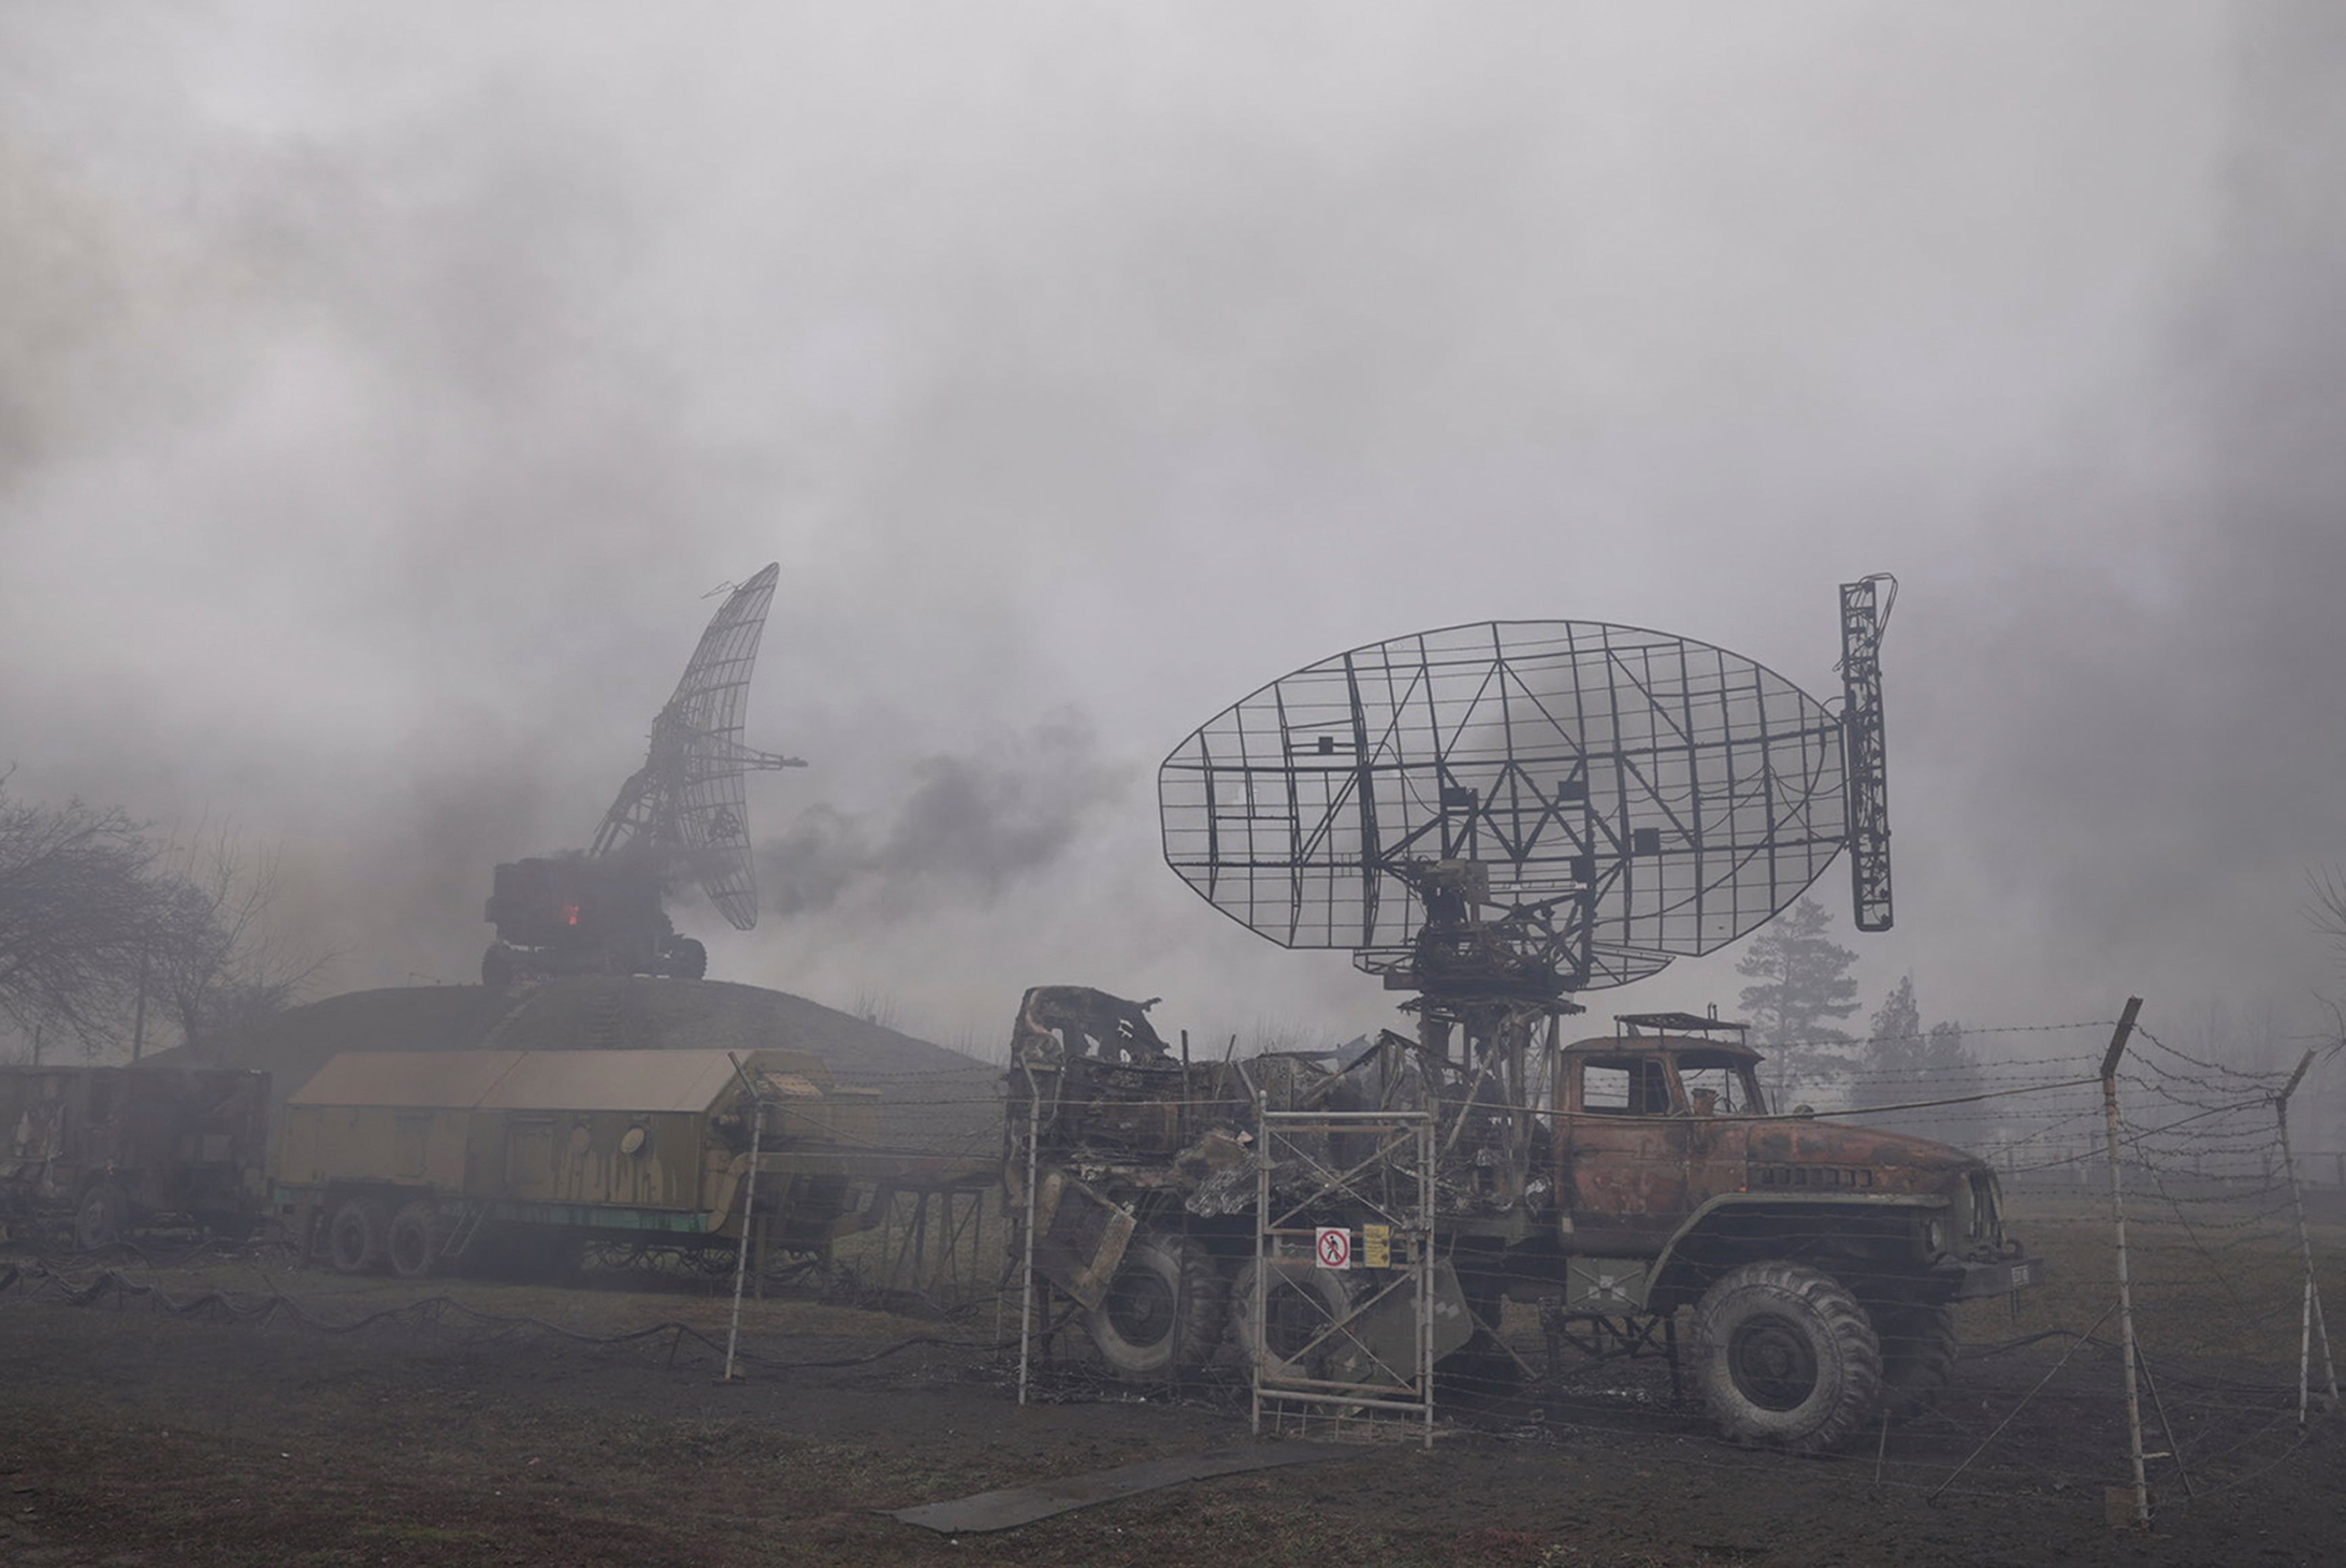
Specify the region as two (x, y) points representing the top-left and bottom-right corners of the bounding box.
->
(481, 944), (516, 986)
(668, 938), (708, 980)
(1232, 1257), (1354, 1380)
(1086, 1232), (1226, 1380)
(387, 1201), (440, 1280)
(1873, 1301), (1959, 1420)
(1692, 1261), (1883, 1454)
(74, 1183), (128, 1251)
(328, 1198), (391, 1275)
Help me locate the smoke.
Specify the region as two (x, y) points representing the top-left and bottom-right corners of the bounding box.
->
(3, 3), (2345, 1070)
(758, 713), (1126, 918)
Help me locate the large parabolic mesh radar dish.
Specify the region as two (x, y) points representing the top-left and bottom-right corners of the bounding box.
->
(1158, 580), (1893, 1004)
(590, 563), (806, 929)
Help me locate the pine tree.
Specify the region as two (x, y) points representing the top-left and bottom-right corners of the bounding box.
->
(1735, 896), (1861, 1108)
(1852, 974), (1983, 1142)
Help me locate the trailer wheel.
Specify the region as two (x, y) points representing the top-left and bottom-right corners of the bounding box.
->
(1692, 1260), (1882, 1454)
(387, 1201), (440, 1280)
(1871, 1300), (1959, 1421)
(328, 1197), (391, 1275)
(1086, 1231), (1226, 1380)
(1232, 1257), (1355, 1380)
(74, 1183), (128, 1252)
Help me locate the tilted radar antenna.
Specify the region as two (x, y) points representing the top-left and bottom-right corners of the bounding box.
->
(590, 562), (806, 925)
(481, 565), (806, 986)
(1155, 578), (1894, 1153)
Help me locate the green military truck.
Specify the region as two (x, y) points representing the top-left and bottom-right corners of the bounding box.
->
(278, 1047), (883, 1278)
(1008, 987), (2043, 1454)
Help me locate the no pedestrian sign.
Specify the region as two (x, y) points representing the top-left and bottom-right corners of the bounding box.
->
(1315, 1227), (1351, 1269)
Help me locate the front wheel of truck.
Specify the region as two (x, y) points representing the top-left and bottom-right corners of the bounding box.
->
(1692, 1260), (1883, 1454)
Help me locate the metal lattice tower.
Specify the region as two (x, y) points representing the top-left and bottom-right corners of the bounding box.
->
(1838, 575), (1895, 934)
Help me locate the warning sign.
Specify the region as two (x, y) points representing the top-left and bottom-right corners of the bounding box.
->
(1314, 1227), (1352, 1269)
(1362, 1224), (1391, 1269)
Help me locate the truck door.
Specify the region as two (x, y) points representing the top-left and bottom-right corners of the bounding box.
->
(1557, 1054), (1689, 1251)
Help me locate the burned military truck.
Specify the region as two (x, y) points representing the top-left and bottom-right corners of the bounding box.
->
(1007, 985), (2041, 1454)
(0, 1065), (271, 1249)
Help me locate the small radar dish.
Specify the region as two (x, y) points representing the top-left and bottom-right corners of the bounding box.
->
(1158, 602), (1884, 1003)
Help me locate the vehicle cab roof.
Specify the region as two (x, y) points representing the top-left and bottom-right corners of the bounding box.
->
(1561, 1033), (1763, 1064)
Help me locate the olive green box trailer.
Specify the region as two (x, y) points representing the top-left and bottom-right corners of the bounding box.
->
(276, 1047), (883, 1278)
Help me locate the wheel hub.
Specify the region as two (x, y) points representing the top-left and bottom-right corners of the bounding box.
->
(1106, 1271), (1176, 1347)
(1728, 1311), (1819, 1411)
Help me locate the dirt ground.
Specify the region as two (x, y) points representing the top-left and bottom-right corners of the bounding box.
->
(1, 1247), (2338, 1568)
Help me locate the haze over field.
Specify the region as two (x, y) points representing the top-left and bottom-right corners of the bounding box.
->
(3, 5), (2343, 1085)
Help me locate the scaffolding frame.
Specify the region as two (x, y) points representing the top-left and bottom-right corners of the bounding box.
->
(1252, 1109), (1437, 1449)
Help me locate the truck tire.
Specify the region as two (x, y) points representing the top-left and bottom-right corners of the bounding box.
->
(1872, 1301), (1959, 1421)
(668, 938), (708, 980)
(481, 943), (516, 986)
(1232, 1257), (1354, 1380)
(74, 1182), (128, 1252)
(1086, 1231), (1226, 1380)
(387, 1201), (440, 1280)
(1692, 1260), (1883, 1454)
(328, 1197), (391, 1275)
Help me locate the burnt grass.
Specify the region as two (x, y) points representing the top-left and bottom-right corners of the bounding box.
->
(0, 1244), (2339, 1567)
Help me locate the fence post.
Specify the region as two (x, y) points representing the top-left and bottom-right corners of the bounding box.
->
(2100, 997), (2150, 1529)
(2275, 1050), (2340, 1422)
(722, 1053), (767, 1384)
(1017, 1061), (1043, 1408)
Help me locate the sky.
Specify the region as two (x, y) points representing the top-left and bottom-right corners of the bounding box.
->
(3, 3), (2343, 1091)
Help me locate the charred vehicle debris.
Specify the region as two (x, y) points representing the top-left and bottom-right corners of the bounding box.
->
(1007, 984), (2043, 1453)
(1, 1064), (271, 1251)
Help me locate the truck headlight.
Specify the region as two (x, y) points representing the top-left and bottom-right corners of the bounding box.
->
(1924, 1217), (1947, 1256)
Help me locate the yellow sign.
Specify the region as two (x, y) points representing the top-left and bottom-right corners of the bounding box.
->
(1362, 1223), (1391, 1268)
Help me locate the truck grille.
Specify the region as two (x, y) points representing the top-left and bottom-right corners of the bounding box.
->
(1751, 1164), (1875, 1191)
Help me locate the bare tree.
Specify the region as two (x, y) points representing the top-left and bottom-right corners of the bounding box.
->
(145, 826), (331, 1060)
(0, 776), (157, 1050)
(2308, 867), (2346, 970)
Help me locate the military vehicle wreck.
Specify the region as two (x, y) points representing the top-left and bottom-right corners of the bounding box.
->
(1010, 986), (2039, 1453)
(1008, 580), (2040, 1452)
(0, 1064), (271, 1249)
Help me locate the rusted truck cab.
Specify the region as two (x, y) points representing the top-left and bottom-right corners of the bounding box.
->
(1553, 1033), (2035, 1306)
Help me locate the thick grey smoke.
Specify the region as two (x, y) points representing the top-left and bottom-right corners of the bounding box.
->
(758, 714), (1126, 917)
(2, 4), (2343, 1088)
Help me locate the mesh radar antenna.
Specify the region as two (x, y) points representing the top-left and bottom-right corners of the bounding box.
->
(480, 565), (805, 987)
(590, 563), (807, 928)
(1156, 579), (1894, 1093)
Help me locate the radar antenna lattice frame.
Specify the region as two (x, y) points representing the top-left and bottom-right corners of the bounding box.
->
(590, 563), (805, 930)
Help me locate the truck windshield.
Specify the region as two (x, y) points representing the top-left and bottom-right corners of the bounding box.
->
(1677, 1053), (1764, 1116)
